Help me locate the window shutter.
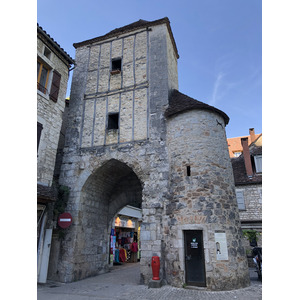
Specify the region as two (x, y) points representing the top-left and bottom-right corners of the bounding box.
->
(49, 70), (61, 102)
(236, 190), (245, 210)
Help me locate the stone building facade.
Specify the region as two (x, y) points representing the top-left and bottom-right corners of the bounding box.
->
(231, 134), (262, 248)
(37, 24), (74, 283)
(53, 18), (249, 290)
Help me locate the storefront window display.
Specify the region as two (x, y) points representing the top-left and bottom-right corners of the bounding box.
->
(110, 206), (142, 265)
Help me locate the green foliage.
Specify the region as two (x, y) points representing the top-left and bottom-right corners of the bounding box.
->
(246, 249), (252, 256)
(242, 229), (258, 242)
(53, 185), (70, 218)
(58, 230), (66, 240)
(53, 185), (70, 240)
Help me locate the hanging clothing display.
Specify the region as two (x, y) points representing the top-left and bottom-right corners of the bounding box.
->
(112, 213), (141, 265)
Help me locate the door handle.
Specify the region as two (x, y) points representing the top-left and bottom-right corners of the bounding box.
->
(185, 255), (191, 261)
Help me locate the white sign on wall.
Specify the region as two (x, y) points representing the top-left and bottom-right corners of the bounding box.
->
(214, 232), (229, 260)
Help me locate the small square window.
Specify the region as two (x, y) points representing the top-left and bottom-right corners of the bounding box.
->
(44, 47), (51, 59)
(111, 58), (122, 74)
(107, 113), (119, 130)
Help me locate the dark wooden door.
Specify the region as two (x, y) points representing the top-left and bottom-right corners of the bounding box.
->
(184, 230), (206, 286)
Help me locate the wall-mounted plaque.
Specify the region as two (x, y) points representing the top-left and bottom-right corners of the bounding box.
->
(214, 232), (229, 260)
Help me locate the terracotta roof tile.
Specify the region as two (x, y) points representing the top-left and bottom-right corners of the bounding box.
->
(228, 133), (262, 158)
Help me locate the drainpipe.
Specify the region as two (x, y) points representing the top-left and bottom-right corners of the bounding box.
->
(241, 137), (253, 178)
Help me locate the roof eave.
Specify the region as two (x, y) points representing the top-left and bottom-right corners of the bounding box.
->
(73, 17), (179, 59)
(37, 24), (75, 66)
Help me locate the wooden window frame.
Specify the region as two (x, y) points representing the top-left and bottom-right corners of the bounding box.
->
(37, 60), (50, 94)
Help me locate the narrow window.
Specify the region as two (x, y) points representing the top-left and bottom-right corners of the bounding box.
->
(187, 166), (191, 176)
(236, 190), (245, 210)
(111, 58), (122, 74)
(107, 113), (119, 130)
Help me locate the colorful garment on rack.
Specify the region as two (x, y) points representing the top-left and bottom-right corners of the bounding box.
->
(119, 248), (126, 262)
(131, 242), (138, 253)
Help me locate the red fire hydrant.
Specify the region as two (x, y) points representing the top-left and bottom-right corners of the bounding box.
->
(151, 256), (160, 280)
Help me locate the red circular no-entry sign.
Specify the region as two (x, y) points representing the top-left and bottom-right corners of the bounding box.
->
(58, 212), (72, 229)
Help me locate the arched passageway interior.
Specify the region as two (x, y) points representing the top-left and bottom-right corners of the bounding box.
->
(75, 159), (143, 279)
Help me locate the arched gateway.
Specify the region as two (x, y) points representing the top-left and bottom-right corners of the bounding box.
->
(53, 18), (250, 290)
(70, 159), (143, 280)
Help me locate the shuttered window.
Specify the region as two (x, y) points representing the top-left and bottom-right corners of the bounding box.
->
(49, 70), (61, 102)
(236, 190), (245, 210)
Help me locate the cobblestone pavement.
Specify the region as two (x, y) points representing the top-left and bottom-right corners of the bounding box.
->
(37, 263), (262, 300)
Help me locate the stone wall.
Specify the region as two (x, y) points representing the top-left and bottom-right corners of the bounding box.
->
(37, 37), (70, 186)
(75, 28), (151, 148)
(165, 110), (250, 290)
(53, 20), (249, 291)
(55, 22), (176, 283)
(237, 184), (262, 222)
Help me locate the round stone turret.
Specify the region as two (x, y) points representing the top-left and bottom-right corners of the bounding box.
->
(164, 90), (250, 290)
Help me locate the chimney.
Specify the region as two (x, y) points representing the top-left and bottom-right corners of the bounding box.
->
(241, 137), (253, 178)
(249, 128), (256, 143)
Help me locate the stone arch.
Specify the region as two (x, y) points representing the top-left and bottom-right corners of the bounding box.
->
(72, 158), (143, 280)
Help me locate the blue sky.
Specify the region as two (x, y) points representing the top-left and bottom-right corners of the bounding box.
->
(37, 0), (262, 138)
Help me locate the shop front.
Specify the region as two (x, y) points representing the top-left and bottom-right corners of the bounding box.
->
(110, 206), (142, 265)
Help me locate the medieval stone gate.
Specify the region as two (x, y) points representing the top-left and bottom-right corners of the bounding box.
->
(52, 18), (250, 290)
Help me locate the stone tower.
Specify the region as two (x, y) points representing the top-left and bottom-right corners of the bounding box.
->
(56, 17), (249, 290)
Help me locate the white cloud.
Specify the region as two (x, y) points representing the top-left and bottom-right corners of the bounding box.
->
(210, 71), (225, 106)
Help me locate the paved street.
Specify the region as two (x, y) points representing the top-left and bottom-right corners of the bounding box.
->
(37, 263), (262, 300)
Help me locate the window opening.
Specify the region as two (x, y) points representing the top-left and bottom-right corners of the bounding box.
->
(44, 47), (51, 59)
(236, 190), (245, 210)
(37, 61), (50, 94)
(107, 113), (119, 130)
(233, 151), (242, 157)
(111, 58), (122, 74)
(187, 166), (191, 176)
(254, 155), (262, 173)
